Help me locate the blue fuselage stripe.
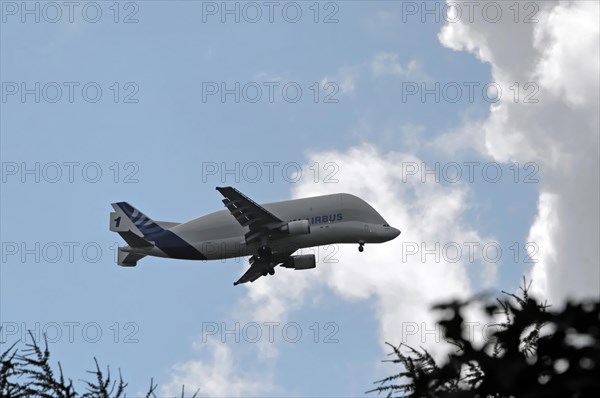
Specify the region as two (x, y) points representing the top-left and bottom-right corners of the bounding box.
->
(117, 202), (206, 260)
(148, 231), (207, 260)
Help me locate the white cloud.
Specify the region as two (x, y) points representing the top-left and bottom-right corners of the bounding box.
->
(370, 52), (404, 77)
(243, 145), (495, 359)
(163, 2), (600, 391)
(431, 117), (488, 157)
(527, 192), (560, 298)
(439, 21), (493, 64)
(324, 52), (421, 96)
(333, 65), (362, 95)
(161, 341), (273, 397)
(437, 0), (599, 303)
(163, 144), (496, 393)
(253, 71), (283, 83)
(534, 1), (600, 108)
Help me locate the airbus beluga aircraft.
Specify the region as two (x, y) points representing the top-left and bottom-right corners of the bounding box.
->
(109, 187), (400, 286)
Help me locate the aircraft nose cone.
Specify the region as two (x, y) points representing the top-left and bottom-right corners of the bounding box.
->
(386, 227), (400, 240)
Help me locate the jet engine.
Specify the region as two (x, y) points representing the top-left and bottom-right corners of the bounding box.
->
(280, 220), (310, 235)
(281, 254), (316, 270)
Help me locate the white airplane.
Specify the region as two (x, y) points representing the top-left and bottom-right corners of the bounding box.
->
(109, 187), (400, 285)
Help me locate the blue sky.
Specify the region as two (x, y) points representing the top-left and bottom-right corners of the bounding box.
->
(2, 1), (598, 396)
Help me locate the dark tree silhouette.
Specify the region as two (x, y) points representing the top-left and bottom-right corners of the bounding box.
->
(368, 277), (600, 397)
(0, 331), (198, 398)
(3, 277), (598, 398)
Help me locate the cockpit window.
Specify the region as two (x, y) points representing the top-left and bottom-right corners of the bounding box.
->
(383, 224), (389, 227)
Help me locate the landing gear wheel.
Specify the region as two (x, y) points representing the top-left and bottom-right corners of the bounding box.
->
(358, 241), (365, 252)
(268, 268), (275, 276)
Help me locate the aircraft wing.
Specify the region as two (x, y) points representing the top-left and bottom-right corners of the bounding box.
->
(233, 255), (266, 286)
(216, 186), (284, 243)
(234, 251), (295, 286)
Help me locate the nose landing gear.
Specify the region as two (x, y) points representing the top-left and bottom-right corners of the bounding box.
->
(358, 240), (365, 252)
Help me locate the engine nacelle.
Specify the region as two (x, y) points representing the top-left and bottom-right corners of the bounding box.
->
(281, 254), (316, 270)
(280, 220), (310, 235)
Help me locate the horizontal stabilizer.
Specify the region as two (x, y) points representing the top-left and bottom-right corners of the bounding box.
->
(118, 248), (146, 267)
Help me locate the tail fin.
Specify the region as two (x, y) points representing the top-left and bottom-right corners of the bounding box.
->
(110, 201), (206, 262)
(111, 202), (165, 239)
(110, 202), (158, 266)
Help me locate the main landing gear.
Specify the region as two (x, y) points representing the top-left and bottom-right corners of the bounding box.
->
(258, 245), (272, 258)
(358, 240), (365, 252)
(258, 245), (276, 276)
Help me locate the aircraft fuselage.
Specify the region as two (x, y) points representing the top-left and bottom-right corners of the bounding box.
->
(117, 192), (400, 261)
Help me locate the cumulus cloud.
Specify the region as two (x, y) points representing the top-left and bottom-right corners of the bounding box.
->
(289, 145), (495, 352)
(163, 2), (599, 392)
(438, 0), (599, 303)
(230, 145), (496, 361)
(161, 340), (273, 397)
(163, 145), (496, 395)
(534, 2), (600, 108)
